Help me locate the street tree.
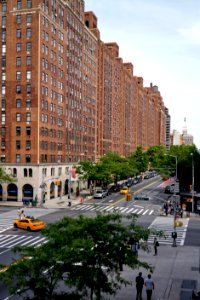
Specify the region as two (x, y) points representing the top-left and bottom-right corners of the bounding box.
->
(0, 213), (158, 300)
(0, 167), (14, 183)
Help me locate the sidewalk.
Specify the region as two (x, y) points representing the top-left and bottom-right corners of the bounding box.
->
(0, 194), (84, 209)
(110, 244), (200, 300)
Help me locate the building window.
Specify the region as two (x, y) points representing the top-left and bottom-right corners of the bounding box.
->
(16, 57), (21, 66)
(26, 42), (31, 52)
(1, 113), (6, 125)
(16, 154), (21, 163)
(24, 168), (28, 177)
(2, 16), (6, 27)
(13, 168), (17, 177)
(29, 169), (32, 177)
(26, 113), (31, 122)
(2, 44), (6, 54)
(26, 126), (31, 135)
(2, 72), (6, 81)
(16, 85), (21, 94)
(16, 99), (21, 108)
(16, 15), (21, 24)
(17, 1), (22, 9)
(2, 99), (6, 109)
(25, 155), (31, 163)
(26, 84), (31, 94)
(26, 71), (31, 80)
(16, 29), (21, 38)
(26, 28), (31, 38)
(16, 127), (21, 136)
(2, 3), (7, 13)
(16, 43), (21, 52)
(16, 71), (21, 80)
(26, 99), (31, 108)
(26, 14), (32, 24)
(2, 30), (6, 42)
(2, 57), (6, 67)
(16, 113), (21, 122)
(16, 141), (21, 149)
(27, 0), (32, 8)
(2, 86), (6, 95)
(26, 56), (31, 66)
(26, 140), (31, 150)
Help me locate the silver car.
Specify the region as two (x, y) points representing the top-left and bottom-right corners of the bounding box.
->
(93, 190), (105, 199)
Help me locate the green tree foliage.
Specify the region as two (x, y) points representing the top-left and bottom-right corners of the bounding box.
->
(128, 146), (148, 174)
(0, 167), (14, 183)
(0, 213), (157, 300)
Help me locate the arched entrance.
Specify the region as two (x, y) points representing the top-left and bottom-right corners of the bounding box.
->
(22, 184), (33, 205)
(50, 182), (55, 199)
(7, 184), (18, 201)
(0, 184), (2, 201)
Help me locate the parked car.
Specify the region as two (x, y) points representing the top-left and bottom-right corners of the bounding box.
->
(134, 194), (150, 201)
(93, 190), (106, 199)
(119, 186), (129, 195)
(109, 185), (121, 193)
(13, 217), (45, 231)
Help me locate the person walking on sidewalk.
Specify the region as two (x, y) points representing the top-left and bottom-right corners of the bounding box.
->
(135, 272), (144, 300)
(145, 274), (154, 300)
(153, 237), (159, 256)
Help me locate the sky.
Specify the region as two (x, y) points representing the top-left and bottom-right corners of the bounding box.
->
(85, 0), (200, 148)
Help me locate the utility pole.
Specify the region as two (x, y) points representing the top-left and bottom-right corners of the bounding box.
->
(191, 153), (194, 213)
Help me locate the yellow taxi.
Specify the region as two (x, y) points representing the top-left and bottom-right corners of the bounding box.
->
(13, 217), (45, 231)
(119, 186), (129, 194)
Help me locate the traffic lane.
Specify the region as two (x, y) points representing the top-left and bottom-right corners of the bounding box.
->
(184, 218), (200, 246)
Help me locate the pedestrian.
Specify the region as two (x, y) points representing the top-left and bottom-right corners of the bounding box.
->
(180, 208), (183, 218)
(135, 272), (144, 300)
(153, 237), (159, 256)
(20, 210), (25, 220)
(145, 274), (155, 300)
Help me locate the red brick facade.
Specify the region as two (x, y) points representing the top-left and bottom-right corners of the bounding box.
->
(0, 1), (166, 166)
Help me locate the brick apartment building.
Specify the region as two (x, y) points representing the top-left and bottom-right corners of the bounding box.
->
(0, 0), (168, 203)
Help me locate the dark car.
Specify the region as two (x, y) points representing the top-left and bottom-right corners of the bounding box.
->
(164, 186), (174, 194)
(102, 188), (112, 196)
(109, 185), (121, 193)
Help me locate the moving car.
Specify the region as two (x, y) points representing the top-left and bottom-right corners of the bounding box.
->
(93, 190), (106, 199)
(13, 217), (45, 231)
(119, 186), (129, 194)
(134, 194), (150, 201)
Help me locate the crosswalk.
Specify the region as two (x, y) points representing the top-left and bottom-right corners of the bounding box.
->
(148, 216), (189, 246)
(0, 217), (15, 233)
(71, 204), (155, 216)
(0, 234), (47, 249)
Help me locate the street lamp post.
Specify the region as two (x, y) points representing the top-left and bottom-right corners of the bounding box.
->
(164, 153), (178, 247)
(191, 153), (194, 213)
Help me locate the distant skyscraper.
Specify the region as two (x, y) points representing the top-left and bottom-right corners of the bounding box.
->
(182, 118), (194, 145)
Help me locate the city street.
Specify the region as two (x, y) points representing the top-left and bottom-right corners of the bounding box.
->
(0, 177), (200, 299)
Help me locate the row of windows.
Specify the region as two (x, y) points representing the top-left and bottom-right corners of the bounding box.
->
(41, 141), (63, 151)
(16, 0), (32, 10)
(16, 14), (32, 25)
(16, 140), (31, 150)
(16, 71), (31, 81)
(1, 99), (31, 110)
(16, 42), (31, 52)
(16, 56), (31, 67)
(15, 84), (32, 94)
(17, 28), (32, 39)
(41, 127), (64, 139)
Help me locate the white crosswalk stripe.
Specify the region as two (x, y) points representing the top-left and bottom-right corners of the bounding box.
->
(0, 218), (14, 233)
(71, 204), (155, 216)
(0, 234), (47, 249)
(148, 216), (189, 246)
